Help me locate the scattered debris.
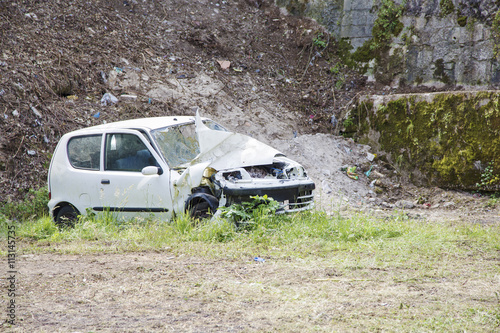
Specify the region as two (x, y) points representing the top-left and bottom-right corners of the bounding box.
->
(30, 105), (42, 118)
(119, 94), (137, 101)
(341, 166), (359, 180)
(101, 93), (118, 106)
(217, 60), (231, 70)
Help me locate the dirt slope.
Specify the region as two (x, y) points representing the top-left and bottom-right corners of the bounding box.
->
(0, 0), (359, 196)
(0, 0), (497, 220)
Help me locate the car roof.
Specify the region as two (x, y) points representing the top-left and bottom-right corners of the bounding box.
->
(67, 116), (203, 135)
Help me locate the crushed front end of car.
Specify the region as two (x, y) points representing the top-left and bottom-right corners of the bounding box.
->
(212, 156), (315, 213)
(165, 112), (315, 217)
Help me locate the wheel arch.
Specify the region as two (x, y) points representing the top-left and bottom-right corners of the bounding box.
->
(185, 192), (219, 216)
(52, 202), (80, 222)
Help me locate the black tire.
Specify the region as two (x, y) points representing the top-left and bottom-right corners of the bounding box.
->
(186, 193), (219, 220)
(55, 205), (80, 228)
(188, 200), (213, 219)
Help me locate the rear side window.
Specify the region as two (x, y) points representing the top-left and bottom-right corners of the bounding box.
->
(67, 135), (102, 170)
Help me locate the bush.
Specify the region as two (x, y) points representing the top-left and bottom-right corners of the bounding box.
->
(0, 187), (49, 221)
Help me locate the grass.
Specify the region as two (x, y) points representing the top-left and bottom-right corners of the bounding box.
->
(1, 191), (500, 331)
(2, 202), (499, 263)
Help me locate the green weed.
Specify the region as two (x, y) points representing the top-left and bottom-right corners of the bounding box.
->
(0, 187), (49, 221)
(313, 33), (327, 48)
(477, 161), (500, 189)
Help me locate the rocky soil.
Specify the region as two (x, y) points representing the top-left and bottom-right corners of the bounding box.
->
(0, 0), (498, 221)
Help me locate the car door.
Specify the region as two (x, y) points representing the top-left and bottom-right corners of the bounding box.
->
(94, 129), (173, 221)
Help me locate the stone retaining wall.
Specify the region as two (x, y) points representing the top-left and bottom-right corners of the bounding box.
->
(276, 0), (500, 87)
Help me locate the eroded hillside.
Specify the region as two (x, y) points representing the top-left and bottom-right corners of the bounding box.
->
(0, 0), (369, 200)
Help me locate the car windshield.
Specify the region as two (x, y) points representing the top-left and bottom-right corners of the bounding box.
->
(151, 120), (227, 168)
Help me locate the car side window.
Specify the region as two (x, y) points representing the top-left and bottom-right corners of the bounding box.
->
(105, 133), (158, 172)
(67, 135), (102, 170)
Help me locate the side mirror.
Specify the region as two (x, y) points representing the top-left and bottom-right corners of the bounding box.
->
(141, 166), (163, 176)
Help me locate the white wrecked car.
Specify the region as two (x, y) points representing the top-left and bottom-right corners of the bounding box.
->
(47, 113), (315, 225)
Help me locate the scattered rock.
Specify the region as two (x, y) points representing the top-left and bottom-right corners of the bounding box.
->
(381, 202), (394, 209)
(443, 202), (455, 209)
(322, 180), (332, 194)
(395, 200), (416, 209)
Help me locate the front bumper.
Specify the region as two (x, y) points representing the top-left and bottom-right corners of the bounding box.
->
(221, 179), (315, 212)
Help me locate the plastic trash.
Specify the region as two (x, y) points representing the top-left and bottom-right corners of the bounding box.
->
(308, 114), (315, 125)
(365, 165), (373, 177)
(100, 93), (118, 106)
(254, 257), (265, 263)
(30, 105), (42, 118)
(217, 60), (230, 70)
(331, 114), (337, 128)
(93, 111), (100, 118)
(99, 71), (107, 83)
(346, 166), (358, 180)
(119, 94), (137, 101)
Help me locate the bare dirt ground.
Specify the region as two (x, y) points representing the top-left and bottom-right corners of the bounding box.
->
(10, 250), (500, 332)
(0, 0), (499, 331)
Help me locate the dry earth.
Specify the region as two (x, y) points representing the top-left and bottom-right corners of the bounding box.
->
(6, 248), (500, 332)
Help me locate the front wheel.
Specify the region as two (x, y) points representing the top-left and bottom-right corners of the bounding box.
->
(55, 205), (80, 228)
(186, 194), (219, 220)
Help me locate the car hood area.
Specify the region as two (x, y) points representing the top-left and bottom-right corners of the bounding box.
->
(193, 112), (282, 170)
(171, 112), (314, 212)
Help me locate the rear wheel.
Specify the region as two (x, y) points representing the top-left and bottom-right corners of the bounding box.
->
(55, 205), (80, 228)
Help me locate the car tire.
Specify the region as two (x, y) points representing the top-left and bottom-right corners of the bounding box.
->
(187, 195), (218, 220)
(55, 205), (80, 228)
(189, 201), (209, 219)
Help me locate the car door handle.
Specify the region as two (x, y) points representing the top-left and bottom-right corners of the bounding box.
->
(101, 179), (110, 185)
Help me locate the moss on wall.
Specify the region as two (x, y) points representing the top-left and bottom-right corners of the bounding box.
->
(349, 0), (406, 83)
(350, 92), (500, 190)
(439, 0), (455, 18)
